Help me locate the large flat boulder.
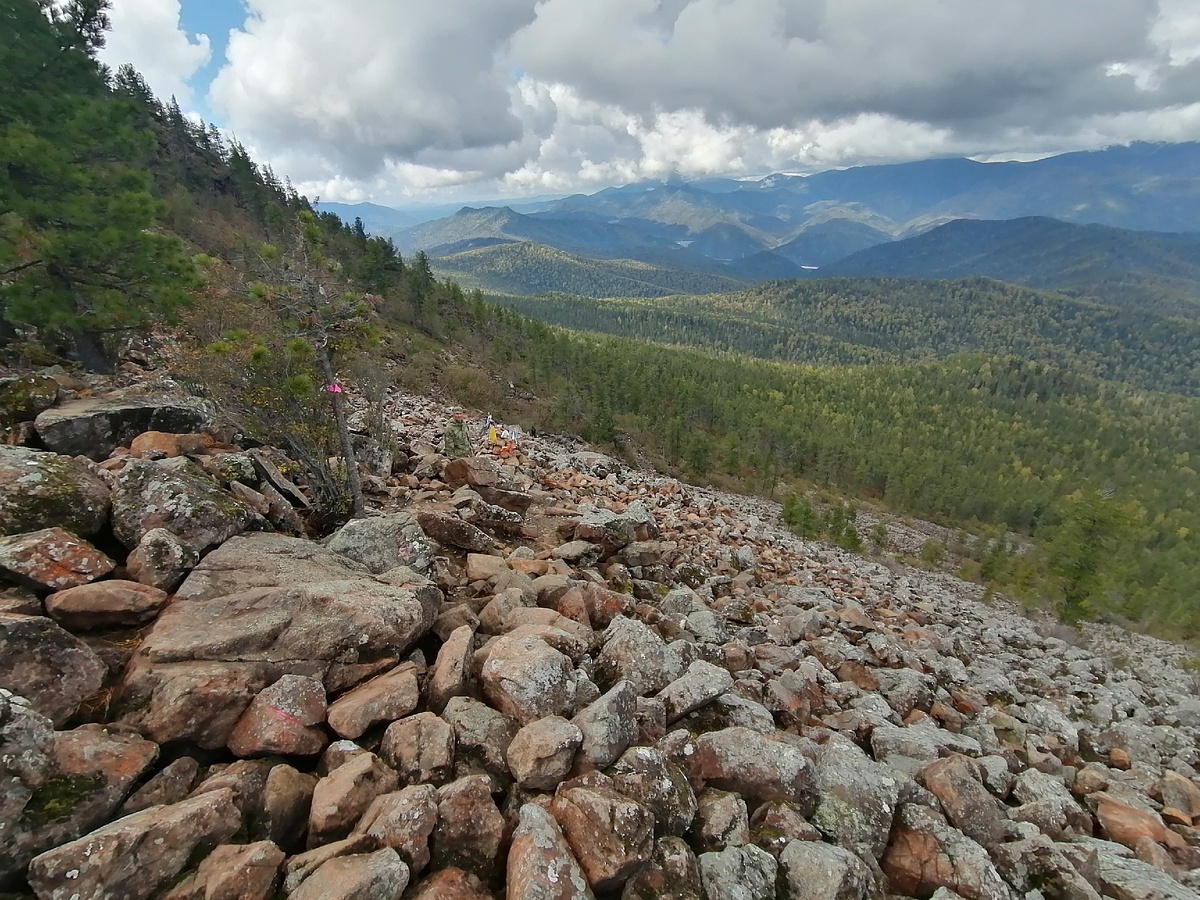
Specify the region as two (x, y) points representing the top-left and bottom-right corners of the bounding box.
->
(34, 394), (213, 460)
(115, 534), (441, 748)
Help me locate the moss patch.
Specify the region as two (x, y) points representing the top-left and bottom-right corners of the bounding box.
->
(24, 774), (105, 825)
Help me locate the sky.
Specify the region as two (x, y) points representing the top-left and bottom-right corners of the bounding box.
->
(97, 0), (1200, 208)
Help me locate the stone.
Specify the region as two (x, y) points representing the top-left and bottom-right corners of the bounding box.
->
(0, 527), (114, 591)
(227, 674), (329, 757)
(569, 682), (637, 772)
(552, 540), (604, 567)
(308, 751), (400, 846)
(692, 788), (749, 852)
(507, 802), (595, 900)
(289, 847), (410, 900)
(508, 716), (584, 791)
(0, 446), (109, 537)
(354, 784), (439, 873)
(443, 456), (507, 491)
(881, 804), (1015, 900)
(110, 458), (264, 552)
(622, 837), (705, 900)
(466, 552), (505, 582)
(808, 733), (898, 856)
(27, 788), (241, 900)
(0, 613), (107, 726)
(656, 659), (733, 725)
(44, 579), (169, 630)
(34, 395), (213, 460)
(431, 775), (506, 874)
(611, 745), (697, 838)
(283, 835), (380, 893)
(481, 632), (577, 723)
(0, 374), (60, 424)
(596, 615), (676, 695)
(919, 755), (1007, 847)
(550, 773), (655, 892)
(327, 661), (421, 739)
(778, 839), (874, 900)
(263, 763), (317, 852)
(165, 840), (284, 900)
(1093, 791), (1186, 851)
(0, 721), (159, 886)
(125, 527), (199, 593)
(407, 866), (492, 900)
(442, 696), (517, 776)
(325, 511), (433, 575)
(698, 844), (778, 900)
(749, 801), (822, 858)
(380, 712), (456, 786)
(120, 756), (202, 814)
(427, 623), (474, 713)
(116, 534), (440, 748)
(693, 726), (812, 803)
(417, 510), (496, 552)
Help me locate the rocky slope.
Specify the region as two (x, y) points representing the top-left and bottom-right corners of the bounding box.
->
(1, 368), (1198, 900)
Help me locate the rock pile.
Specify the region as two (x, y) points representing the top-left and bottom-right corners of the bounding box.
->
(1, 373), (1199, 899)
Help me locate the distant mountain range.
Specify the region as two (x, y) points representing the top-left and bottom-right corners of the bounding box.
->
(318, 142), (1200, 305)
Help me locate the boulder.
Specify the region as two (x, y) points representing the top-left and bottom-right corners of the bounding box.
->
(120, 756), (201, 814)
(610, 745), (697, 838)
(327, 661), (421, 739)
(309, 751), (400, 846)
(778, 839), (874, 900)
(481, 632), (577, 723)
(809, 733), (900, 857)
(0, 527), (114, 591)
(508, 715), (584, 791)
(572, 680), (639, 770)
(507, 803), (595, 900)
(325, 512), (433, 575)
(110, 458), (264, 552)
(27, 787), (241, 900)
(116, 534), (440, 748)
(918, 754), (1007, 847)
(656, 659), (733, 725)
(692, 787), (749, 852)
(125, 527), (199, 593)
(34, 394), (213, 460)
(407, 866), (492, 900)
(693, 727), (812, 803)
(164, 839), (284, 900)
(0, 446), (109, 537)
(263, 763), (318, 852)
(289, 847), (410, 900)
(442, 696), (517, 777)
(0, 716), (159, 886)
(431, 775), (506, 874)
(381, 712), (456, 786)
(749, 801), (822, 858)
(427, 623), (474, 713)
(227, 674), (329, 757)
(0, 613), (107, 726)
(354, 784), (439, 873)
(697, 844), (778, 900)
(550, 772), (655, 892)
(44, 579), (169, 630)
(417, 510), (496, 552)
(622, 837), (705, 900)
(596, 615), (677, 695)
(881, 804), (1016, 900)
(0, 374), (60, 425)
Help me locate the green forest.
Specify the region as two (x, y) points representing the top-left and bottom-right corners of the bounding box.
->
(4, 0), (1199, 639)
(494, 278), (1200, 396)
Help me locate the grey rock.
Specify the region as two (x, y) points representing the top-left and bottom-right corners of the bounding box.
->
(698, 843), (777, 900)
(325, 512), (433, 575)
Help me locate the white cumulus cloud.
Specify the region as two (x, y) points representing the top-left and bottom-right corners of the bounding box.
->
(98, 0), (210, 105)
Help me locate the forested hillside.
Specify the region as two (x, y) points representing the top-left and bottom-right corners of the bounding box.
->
(432, 241), (745, 297)
(494, 278), (1200, 396)
(819, 217), (1200, 317)
(4, 0), (1200, 638)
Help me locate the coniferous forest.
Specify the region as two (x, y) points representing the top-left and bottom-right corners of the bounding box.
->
(3, 0), (1199, 639)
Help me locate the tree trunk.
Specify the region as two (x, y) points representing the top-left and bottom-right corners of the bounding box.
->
(70, 327), (115, 374)
(316, 344), (365, 519)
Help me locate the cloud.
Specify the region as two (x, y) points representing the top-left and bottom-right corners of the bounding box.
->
(98, 0), (210, 105)
(197, 0), (1200, 203)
